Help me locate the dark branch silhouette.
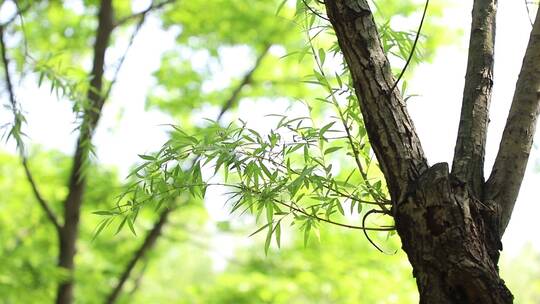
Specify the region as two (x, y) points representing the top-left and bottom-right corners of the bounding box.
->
(56, 0), (114, 303)
(218, 45), (271, 120)
(0, 25), (62, 232)
(105, 209), (171, 304)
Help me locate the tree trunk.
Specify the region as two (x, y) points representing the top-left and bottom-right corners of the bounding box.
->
(56, 148), (87, 304)
(323, 1), (520, 302)
(394, 163), (512, 303)
(55, 0), (113, 303)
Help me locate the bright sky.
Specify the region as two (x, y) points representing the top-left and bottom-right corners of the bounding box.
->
(1, 0), (538, 260)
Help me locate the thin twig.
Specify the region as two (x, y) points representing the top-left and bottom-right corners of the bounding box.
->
(57, 1), (114, 301)
(229, 183), (393, 231)
(113, 0), (176, 28)
(102, 12), (146, 102)
(525, 0), (534, 26)
(217, 44), (271, 120)
(13, 0), (29, 67)
(274, 198), (393, 231)
(117, 180), (394, 232)
(21, 158), (62, 230)
(0, 26), (16, 111)
(389, 0), (429, 94)
(362, 209), (396, 254)
(126, 260), (149, 299)
(235, 148), (390, 206)
(301, 0), (330, 21)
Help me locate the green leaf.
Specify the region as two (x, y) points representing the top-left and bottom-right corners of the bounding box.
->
(92, 210), (114, 216)
(324, 146), (342, 155)
(259, 161), (273, 179)
(304, 220), (311, 247)
(138, 154), (155, 161)
(248, 222), (272, 237)
(266, 201), (274, 223)
(92, 218), (111, 241)
(318, 48), (326, 65)
(275, 221), (282, 248)
(223, 163), (229, 182)
(336, 200), (345, 216)
(264, 223), (273, 255)
(319, 121), (335, 136)
(115, 216), (127, 235)
(127, 216), (137, 235)
(335, 72), (343, 88)
(38, 71), (45, 87)
(276, 0), (288, 15)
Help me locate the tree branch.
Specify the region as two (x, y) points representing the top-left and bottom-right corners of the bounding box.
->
(105, 208), (171, 304)
(102, 10), (146, 104)
(273, 198), (393, 231)
(324, 0), (428, 202)
(21, 158), (62, 230)
(105, 43), (272, 303)
(113, 0), (176, 28)
(525, 0), (534, 27)
(301, 0), (330, 21)
(485, 9), (540, 236)
(125, 260), (149, 299)
(0, 25), (62, 232)
(217, 44), (271, 120)
(57, 0), (114, 303)
(452, 0), (497, 197)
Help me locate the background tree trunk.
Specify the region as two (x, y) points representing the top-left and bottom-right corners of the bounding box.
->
(56, 0), (113, 303)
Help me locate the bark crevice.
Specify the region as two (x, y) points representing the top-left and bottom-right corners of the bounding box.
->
(395, 163), (512, 304)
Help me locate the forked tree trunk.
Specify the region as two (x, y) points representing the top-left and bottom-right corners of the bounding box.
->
(321, 0), (540, 302)
(395, 163), (512, 303)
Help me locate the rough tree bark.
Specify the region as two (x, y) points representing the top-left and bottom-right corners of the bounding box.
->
(452, 0), (496, 198)
(485, 5), (540, 234)
(325, 0), (540, 302)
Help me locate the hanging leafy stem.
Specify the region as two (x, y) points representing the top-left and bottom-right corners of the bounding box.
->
(99, 0), (430, 253)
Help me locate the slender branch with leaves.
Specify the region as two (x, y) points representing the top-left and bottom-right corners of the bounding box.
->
(100, 0), (432, 255)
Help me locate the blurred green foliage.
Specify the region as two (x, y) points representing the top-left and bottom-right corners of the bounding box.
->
(501, 245), (540, 304)
(184, 225), (419, 304)
(1, 148), (537, 303)
(0, 151), (210, 303)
